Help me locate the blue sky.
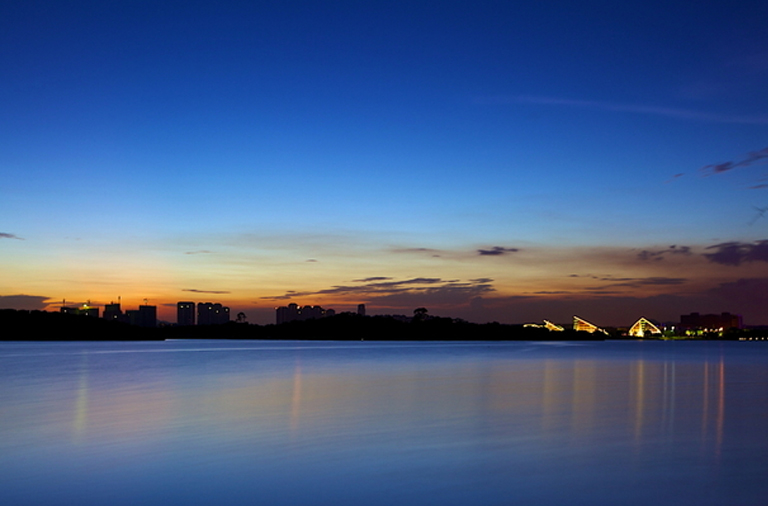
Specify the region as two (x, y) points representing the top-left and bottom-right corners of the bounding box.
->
(2, 1), (768, 325)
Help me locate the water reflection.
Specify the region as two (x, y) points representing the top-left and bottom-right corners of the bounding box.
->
(0, 341), (765, 506)
(72, 354), (89, 442)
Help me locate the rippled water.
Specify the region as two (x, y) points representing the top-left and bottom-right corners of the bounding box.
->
(1, 340), (767, 505)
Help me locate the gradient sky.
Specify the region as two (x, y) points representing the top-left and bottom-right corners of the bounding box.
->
(2, 0), (768, 325)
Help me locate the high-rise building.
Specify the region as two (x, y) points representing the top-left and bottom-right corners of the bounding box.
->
(276, 303), (334, 324)
(177, 301), (195, 326)
(680, 312), (742, 331)
(136, 305), (157, 328)
(103, 302), (123, 322)
(357, 304), (366, 316)
(197, 302), (230, 325)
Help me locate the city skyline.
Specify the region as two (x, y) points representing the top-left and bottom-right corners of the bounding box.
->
(29, 297), (749, 334)
(2, 1), (768, 325)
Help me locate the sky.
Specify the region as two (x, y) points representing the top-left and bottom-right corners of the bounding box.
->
(2, 0), (768, 326)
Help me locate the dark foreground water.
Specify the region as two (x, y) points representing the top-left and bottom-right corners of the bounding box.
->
(1, 340), (767, 506)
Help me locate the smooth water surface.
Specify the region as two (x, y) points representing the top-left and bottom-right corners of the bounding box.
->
(1, 340), (767, 505)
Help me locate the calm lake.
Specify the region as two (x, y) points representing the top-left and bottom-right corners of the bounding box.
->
(1, 340), (766, 505)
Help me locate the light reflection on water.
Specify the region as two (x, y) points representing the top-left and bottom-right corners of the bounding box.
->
(0, 340), (766, 505)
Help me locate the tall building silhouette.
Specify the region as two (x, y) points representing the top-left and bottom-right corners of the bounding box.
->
(680, 312), (742, 331)
(197, 302), (230, 325)
(177, 301), (195, 326)
(125, 305), (156, 328)
(103, 302), (123, 322)
(276, 303), (334, 324)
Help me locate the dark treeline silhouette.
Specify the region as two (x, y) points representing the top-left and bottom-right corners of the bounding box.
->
(1, 309), (158, 341)
(2, 309), (759, 342)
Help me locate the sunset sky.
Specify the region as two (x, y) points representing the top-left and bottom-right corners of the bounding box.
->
(2, 1), (768, 325)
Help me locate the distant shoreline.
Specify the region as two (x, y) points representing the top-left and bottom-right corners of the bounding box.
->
(1, 309), (759, 342)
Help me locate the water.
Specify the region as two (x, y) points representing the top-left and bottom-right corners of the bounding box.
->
(1, 340), (766, 505)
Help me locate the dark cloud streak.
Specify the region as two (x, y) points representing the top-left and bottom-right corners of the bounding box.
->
(637, 245), (692, 261)
(261, 277), (495, 302)
(701, 147), (768, 176)
(478, 246), (519, 256)
(0, 294), (51, 310)
(703, 240), (768, 266)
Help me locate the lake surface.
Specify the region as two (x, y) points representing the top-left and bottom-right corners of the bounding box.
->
(1, 340), (767, 505)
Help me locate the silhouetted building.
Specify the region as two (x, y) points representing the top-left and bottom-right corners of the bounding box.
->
(177, 301), (195, 326)
(125, 305), (156, 328)
(61, 303), (99, 318)
(276, 303), (335, 324)
(680, 312), (742, 331)
(197, 302), (230, 325)
(103, 302), (124, 322)
(357, 304), (366, 316)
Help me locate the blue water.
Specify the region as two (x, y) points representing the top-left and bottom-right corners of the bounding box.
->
(1, 340), (767, 505)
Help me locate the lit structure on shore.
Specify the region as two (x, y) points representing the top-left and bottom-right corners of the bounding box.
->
(680, 312), (742, 333)
(573, 316), (608, 335)
(524, 319), (564, 331)
(60, 301), (99, 318)
(628, 317), (661, 338)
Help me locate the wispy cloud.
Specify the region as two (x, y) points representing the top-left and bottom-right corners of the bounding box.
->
(479, 95), (768, 125)
(184, 250), (211, 255)
(703, 240), (768, 266)
(587, 277), (687, 289)
(0, 233), (23, 240)
(261, 277), (494, 303)
(392, 247), (442, 257)
(637, 245), (692, 261)
(700, 147), (768, 176)
(182, 289), (231, 294)
(478, 246), (519, 256)
(665, 173), (685, 184)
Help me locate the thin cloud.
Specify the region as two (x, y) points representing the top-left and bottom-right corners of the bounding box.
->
(353, 277), (393, 282)
(589, 277), (687, 289)
(701, 147), (768, 176)
(665, 173), (685, 184)
(749, 206), (768, 225)
(392, 247), (442, 254)
(480, 95), (768, 125)
(0, 233), (23, 240)
(184, 250), (211, 255)
(261, 277), (494, 302)
(0, 294), (50, 310)
(703, 240), (768, 266)
(182, 289), (231, 294)
(478, 246), (519, 256)
(637, 245), (692, 261)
